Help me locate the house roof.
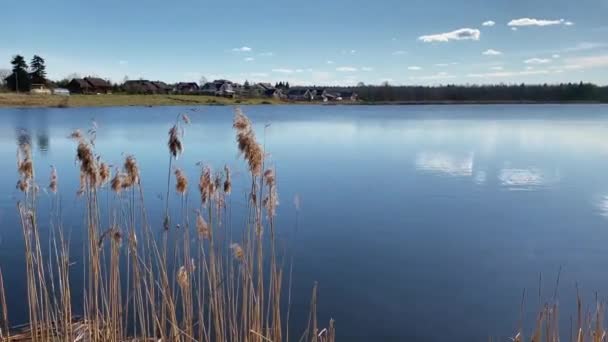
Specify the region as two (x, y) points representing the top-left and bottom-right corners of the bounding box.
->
(84, 77), (112, 88)
(257, 83), (274, 90)
(71, 78), (91, 88)
(152, 81), (171, 89)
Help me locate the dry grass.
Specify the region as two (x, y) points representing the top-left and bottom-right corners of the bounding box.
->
(0, 93), (284, 108)
(1, 108), (333, 342)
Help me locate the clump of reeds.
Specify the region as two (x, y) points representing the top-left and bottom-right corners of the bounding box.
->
(1, 109), (335, 342)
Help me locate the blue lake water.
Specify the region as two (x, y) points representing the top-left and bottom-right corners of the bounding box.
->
(1, 104), (608, 341)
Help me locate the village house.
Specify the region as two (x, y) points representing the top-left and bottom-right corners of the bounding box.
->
(67, 78), (92, 94)
(151, 81), (171, 94)
(175, 82), (199, 94)
(84, 77), (112, 94)
(201, 80), (236, 97)
(68, 77), (112, 94)
(337, 91), (358, 101)
(287, 88), (315, 101)
(123, 80), (157, 94)
(123, 80), (171, 94)
(256, 83), (283, 98)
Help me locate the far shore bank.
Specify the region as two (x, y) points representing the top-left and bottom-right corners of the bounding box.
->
(0, 93), (606, 108)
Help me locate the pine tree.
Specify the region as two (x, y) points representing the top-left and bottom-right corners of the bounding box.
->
(285, 82), (290, 89)
(6, 55), (31, 92)
(30, 55), (47, 84)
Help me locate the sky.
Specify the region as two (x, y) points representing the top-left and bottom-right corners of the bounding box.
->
(1, 0), (607, 86)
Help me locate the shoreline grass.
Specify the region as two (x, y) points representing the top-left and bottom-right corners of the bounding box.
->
(0, 93), (286, 108)
(3, 93), (604, 109)
(2, 108), (334, 342)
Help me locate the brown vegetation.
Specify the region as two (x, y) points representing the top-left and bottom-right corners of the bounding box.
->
(1, 108), (333, 342)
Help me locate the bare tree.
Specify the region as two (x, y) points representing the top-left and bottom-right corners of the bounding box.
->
(199, 76), (208, 87)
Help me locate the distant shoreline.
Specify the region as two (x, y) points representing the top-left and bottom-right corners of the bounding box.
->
(0, 93), (606, 108)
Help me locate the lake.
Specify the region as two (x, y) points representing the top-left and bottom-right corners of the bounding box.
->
(1, 104), (608, 341)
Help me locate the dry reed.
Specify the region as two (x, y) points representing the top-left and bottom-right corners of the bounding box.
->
(0, 109), (334, 342)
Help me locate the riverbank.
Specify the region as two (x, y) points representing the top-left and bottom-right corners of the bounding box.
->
(1, 92), (606, 108)
(0, 93), (283, 108)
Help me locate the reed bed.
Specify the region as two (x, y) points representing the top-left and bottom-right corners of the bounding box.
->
(1, 108), (334, 342)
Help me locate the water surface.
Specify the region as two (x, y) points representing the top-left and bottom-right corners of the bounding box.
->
(1, 104), (608, 341)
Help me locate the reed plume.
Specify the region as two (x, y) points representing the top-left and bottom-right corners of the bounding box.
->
(196, 211), (210, 240)
(233, 107), (263, 175)
(110, 171), (125, 193)
(98, 161), (111, 186)
(199, 166), (215, 205)
(174, 168), (188, 194)
(123, 154), (140, 188)
(263, 168), (279, 218)
(168, 125), (183, 159)
(230, 243), (244, 261)
(16, 140), (34, 193)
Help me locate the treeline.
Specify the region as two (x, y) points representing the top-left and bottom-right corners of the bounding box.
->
(327, 83), (608, 103)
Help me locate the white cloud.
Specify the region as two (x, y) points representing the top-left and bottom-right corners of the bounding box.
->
(564, 21), (574, 26)
(552, 54), (561, 59)
(435, 63), (450, 67)
(392, 50), (407, 55)
(258, 52), (274, 57)
(508, 18), (570, 27)
(326, 60), (334, 64)
(408, 66), (422, 71)
(350, 50), (357, 54)
(482, 49), (503, 56)
(511, 27), (518, 31)
(272, 68), (294, 74)
(232, 46), (252, 52)
(244, 57), (255, 62)
(361, 67), (374, 72)
(118, 60), (128, 65)
(336, 66), (357, 72)
(482, 20), (496, 27)
(524, 58), (551, 64)
(295, 69), (304, 73)
(490, 66), (504, 70)
(419, 28), (481, 42)
(525, 66), (534, 70)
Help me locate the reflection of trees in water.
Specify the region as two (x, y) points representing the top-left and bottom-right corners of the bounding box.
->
(37, 132), (50, 153)
(16, 128), (50, 154)
(16, 129), (31, 147)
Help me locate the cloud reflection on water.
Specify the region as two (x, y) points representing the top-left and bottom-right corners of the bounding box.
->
(415, 152), (474, 177)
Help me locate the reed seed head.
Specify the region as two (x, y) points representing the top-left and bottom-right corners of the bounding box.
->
(230, 243), (244, 261)
(177, 266), (189, 288)
(110, 171), (125, 193)
(181, 113), (191, 125)
(174, 168), (188, 194)
(99, 161), (111, 186)
(199, 166), (215, 205)
(196, 212), (210, 240)
(168, 125), (183, 158)
(233, 109), (263, 176)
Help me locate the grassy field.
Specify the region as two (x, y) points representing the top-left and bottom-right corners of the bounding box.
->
(0, 92), (285, 108)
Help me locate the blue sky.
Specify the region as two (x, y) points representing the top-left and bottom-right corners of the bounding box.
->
(1, 0), (607, 85)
